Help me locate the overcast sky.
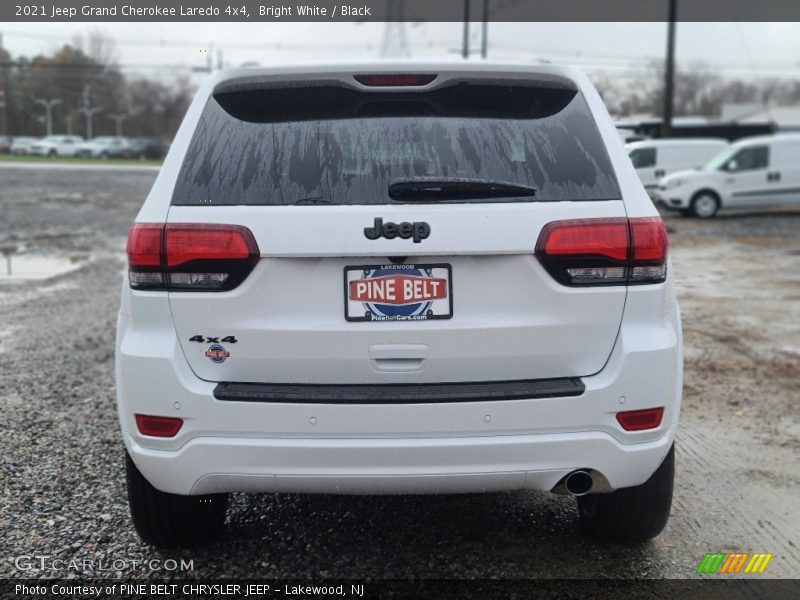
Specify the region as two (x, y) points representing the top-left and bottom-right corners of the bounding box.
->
(2, 22), (799, 83)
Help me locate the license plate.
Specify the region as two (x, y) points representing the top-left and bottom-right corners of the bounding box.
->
(344, 263), (453, 322)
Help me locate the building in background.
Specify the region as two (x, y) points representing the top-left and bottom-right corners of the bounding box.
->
(720, 103), (800, 132)
(615, 115), (772, 141)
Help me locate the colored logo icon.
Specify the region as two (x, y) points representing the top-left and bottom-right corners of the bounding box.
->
(696, 552), (773, 574)
(205, 344), (230, 364)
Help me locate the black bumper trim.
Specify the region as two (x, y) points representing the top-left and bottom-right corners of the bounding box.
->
(213, 377), (585, 404)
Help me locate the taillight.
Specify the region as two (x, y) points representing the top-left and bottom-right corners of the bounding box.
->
(135, 414), (183, 437)
(616, 407), (664, 431)
(629, 217), (669, 283)
(126, 223), (259, 291)
(127, 224), (165, 289)
(535, 217), (668, 286)
(354, 74), (437, 87)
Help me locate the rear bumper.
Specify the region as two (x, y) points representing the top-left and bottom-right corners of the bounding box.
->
(126, 428), (674, 495)
(116, 287), (682, 496)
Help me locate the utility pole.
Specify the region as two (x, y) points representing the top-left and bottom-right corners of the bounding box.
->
(661, 0), (677, 138)
(462, 0), (470, 59)
(380, 1), (410, 58)
(79, 85), (101, 139)
(481, 0), (489, 59)
(0, 32), (7, 136)
(34, 98), (62, 136)
(108, 113), (127, 136)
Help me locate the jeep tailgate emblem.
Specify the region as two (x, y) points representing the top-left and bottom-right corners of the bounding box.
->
(364, 217), (430, 243)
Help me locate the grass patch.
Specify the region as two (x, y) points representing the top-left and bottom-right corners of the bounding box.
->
(0, 154), (162, 167)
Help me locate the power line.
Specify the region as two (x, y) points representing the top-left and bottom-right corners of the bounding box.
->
(478, 42), (800, 71)
(3, 29), (800, 74)
(1, 60), (193, 71)
(1, 28), (370, 51)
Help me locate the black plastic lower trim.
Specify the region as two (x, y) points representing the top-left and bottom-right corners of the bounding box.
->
(213, 377), (585, 404)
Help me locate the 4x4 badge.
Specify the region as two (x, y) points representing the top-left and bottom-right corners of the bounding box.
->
(364, 217), (430, 243)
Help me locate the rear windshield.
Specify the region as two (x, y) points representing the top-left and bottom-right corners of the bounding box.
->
(172, 81), (621, 206)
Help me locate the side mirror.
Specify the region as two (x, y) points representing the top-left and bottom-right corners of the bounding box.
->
(725, 160), (738, 172)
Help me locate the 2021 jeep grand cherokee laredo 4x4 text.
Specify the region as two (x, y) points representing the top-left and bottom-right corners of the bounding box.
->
(117, 61), (682, 547)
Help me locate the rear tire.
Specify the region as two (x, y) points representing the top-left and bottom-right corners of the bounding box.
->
(125, 452), (228, 548)
(690, 191), (720, 218)
(577, 444), (674, 542)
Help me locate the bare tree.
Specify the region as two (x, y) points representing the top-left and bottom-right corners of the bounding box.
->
(72, 29), (118, 69)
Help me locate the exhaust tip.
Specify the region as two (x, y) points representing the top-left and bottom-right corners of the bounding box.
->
(564, 470), (594, 496)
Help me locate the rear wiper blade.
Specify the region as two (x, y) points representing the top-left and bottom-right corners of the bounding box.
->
(388, 177), (537, 201)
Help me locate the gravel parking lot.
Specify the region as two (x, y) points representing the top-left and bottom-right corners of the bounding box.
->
(0, 166), (798, 580)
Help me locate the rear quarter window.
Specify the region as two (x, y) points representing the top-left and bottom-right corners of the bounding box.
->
(172, 80), (621, 206)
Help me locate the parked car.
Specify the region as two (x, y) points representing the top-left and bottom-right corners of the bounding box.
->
(128, 137), (169, 160)
(656, 133), (800, 217)
(617, 127), (649, 145)
(119, 61), (681, 547)
(0, 136), (12, 154)
(75, 136), (131, 158)
(9, 137), (39, 155)
(627, 138), (728, 195)
(30, 135), (84, 157)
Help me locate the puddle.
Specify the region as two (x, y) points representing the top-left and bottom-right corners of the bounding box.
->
(0, 254), (89, 282)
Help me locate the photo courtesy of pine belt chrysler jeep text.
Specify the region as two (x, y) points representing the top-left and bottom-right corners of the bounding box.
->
(116, 61), (683, 548)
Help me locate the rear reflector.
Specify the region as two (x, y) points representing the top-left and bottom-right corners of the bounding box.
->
(126, 223), (259, 291)
(535, 217), (668, 286)
(135, 414), (183, 437)
(354, 74), (437, 87)
(616, 407), (664, 431)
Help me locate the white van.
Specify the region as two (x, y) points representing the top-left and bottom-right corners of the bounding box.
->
(657, 134), (800, 217)
(627, 139), (728, 194)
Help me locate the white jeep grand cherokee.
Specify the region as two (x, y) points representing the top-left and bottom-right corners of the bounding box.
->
(116, 61), (682, 547)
